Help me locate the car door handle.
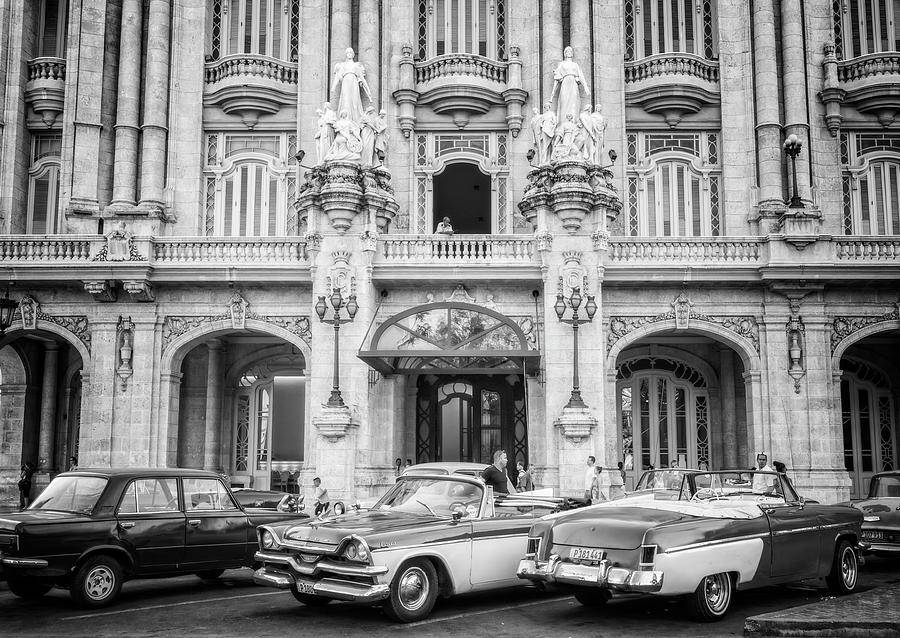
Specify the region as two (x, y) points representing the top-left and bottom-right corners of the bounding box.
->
(188, 519), (201, 527)
(119, 521), (135, 530)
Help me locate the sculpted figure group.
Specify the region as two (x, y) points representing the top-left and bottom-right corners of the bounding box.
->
(530, 46), (607, 166)
(315, 48), (388, 166)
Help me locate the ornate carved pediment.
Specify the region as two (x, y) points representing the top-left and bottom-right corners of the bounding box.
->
(831, 303), (900, 354)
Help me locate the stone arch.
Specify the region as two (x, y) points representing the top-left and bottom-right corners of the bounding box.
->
(831, 319), (900, 370)
(0, 324), (91, 366)
(614, 344), (721, 391)
(224, 343), (308, 384)
(0, 344), (27, 386)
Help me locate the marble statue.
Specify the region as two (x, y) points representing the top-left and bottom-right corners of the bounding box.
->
(529, 101), (557, 166)
(330, 47), (373, 123)
(360, 106), (377, 167)
(591, 103), (608, 165)
(373, 109), (388, 164)
(551, 113), (581, 162)
(577, 104), (594, 161)
(325, 110), (363, 161)
(551, 46), (590, 128)
(315, 102), (337, 165)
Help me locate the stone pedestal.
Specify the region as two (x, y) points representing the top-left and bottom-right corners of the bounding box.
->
(554, 404), (599, 495)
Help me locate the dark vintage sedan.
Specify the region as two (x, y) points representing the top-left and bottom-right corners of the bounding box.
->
(850, 471), (900, 555)
(0, 468), (307, 607)
(518, 470), (864, 622)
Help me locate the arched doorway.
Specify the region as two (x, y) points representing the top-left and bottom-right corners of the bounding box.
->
(432, 162), (491, 233)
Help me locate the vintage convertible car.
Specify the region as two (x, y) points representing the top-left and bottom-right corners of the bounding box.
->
(850, 470), (900, 556)
(0, 468), (305, 607)
(253, 473), (578, 622)
(517, 470), (864, 622)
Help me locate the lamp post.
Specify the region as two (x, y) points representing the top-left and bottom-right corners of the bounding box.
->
(554, 287), (597, 409)
(315, 288), (359, 408)
(783, 133), (803, 208)
(0, 287), (16, 337)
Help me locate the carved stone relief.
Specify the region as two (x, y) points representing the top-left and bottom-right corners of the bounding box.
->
(831, 303), (900, 354)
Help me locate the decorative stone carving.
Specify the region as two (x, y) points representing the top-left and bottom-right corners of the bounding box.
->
(607, 310), (760, 354)
(590, 228), (610, 252)
(551, 47), (591, 132)
(123, 280), (154, 302)
(786, 314), (806, 394)
(83, 280), (117, 302)
(559, 252), (588, 299)
(530, 102), (557, 166)
(314, 102), (337, 165)
(778, 208), (823, 250)
(304, 231), (324, 255)
(314, 403), (359, 441)
(92, 222), (146, 261)
(519, 161), (621, 234)
(672, 292), (694, 329)
(831, 303), (900, 354)
(554, 403), (597, 443)
(162, 314), (312, 349)
(482, 293), (499, 311)
(11, 306), (91, 350)
(331, 47), (374, 124)
(228, 291), (249, 329)
(328, 251), (356, 299)
(446, 284), (476, 304)
(18, 295), (39, 330)
(116, 315), (135, 389)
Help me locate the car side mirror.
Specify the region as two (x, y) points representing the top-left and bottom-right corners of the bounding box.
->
(451, 511), (463, 523)
(798, 496), (806, 508)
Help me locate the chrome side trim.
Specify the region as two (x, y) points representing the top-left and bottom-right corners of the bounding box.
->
(664, 532), (769, 554)
(370, 537), (471, 554)
(1, 557), (49, 568)
(773, 525), (819, 536)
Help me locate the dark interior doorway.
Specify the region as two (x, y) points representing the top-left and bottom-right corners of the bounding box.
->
(432, 162), (491, 234)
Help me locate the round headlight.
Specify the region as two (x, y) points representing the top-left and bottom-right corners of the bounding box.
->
(356, 543), (369, 562)
(344, 543), (358, 560)
(261, 529), (277, 550)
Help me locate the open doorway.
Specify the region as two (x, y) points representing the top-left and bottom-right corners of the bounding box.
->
(433, 162), (491, 233)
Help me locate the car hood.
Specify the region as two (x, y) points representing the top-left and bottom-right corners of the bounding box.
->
(0, 510), (90, 532)
(856, 497), (900, 527)
(283, 509), (454, 545)
(549, 506), (690, 551)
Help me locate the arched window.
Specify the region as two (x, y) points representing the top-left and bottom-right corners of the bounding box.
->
(841, 133), (900, 235)
(625, 131), (721, 237)
(38, 0), (68, 57)
(836, 0), (900, 59)
(624, 0), (717, 60)
(27, 134), (62, 234)
(208, 0), (300, 61)
(417, 0), (506, 60)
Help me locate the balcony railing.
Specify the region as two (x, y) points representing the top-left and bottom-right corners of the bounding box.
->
(27, 57), (66, 82)
(414, 53), (508, 84)
(624, 53), (719, 84)
(607, 238), (763, 264)
(153, 237), (307, 263)
(834, 237), (900, 261)
(0, 236), (93, 261)
(380, 235), (536, 264)
(204, 54), (298, 84)
(836, 52), (900, 83)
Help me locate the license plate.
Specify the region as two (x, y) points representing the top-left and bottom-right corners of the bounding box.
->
(862, 530), (885, 541)
(295, 580), (316, 595)
(570, 547), (606, 562)
(558, 563), (601, 582)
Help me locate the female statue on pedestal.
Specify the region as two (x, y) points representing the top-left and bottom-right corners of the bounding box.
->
(325, 110), (363, 162)
(551, 46), (590, 129)
(331, 47), (373, 123)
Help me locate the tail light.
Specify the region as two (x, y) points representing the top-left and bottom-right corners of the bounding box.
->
(639, 544), (657, 568)
(526, 537), (542, 559)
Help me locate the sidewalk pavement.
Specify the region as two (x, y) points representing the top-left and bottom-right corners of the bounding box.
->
(744, 582), (900, 637)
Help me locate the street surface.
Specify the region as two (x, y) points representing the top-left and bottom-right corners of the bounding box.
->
(2, 557), (898, 637)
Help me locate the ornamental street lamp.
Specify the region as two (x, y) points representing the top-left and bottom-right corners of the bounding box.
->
(783, 133), (803, 208)
(315, 288), (358, 408)
(0, 287), (16, 337)
(555, 287), (597, 409)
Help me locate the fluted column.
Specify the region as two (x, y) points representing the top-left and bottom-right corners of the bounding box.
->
(331, 0), (352, 84)
(110, 0), (144, 208)
(541, 0), (563, 106)
(753, 0), (783, 205)
(138, 0), (172, 211)
(569, 0), (591, 93)
(38, 343), (60, 472)
(203, 340), (225, 472)
(720, 348), (737, 468)
(780, 0), (811, 202)
(358, 0), (380, 108)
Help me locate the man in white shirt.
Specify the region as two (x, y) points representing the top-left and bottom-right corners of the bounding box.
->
(751, 452), (776, 493)
(584, 456), (596, 500)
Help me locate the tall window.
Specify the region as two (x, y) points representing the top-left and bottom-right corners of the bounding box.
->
(836, 0), (900, 59)
(840, 132), (900, 235)
(38, 0), (68, 57)
(27, 135), (62, 234)
(624, 0), (717, 60)
(417, 0), (506, 60)
(208, 0), (300, 61)
(204, 132), (298, 236)
(625, 131), (722, 236)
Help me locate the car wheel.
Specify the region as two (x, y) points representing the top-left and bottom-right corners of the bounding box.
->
(6, 575), (54, 599)
(196, 569), (226, 581)
(70, 555), (124, 608)
(290, 586), (332, 606)
(826, 540), (859, 595)
(384, 559), (439, 623)
(573, 587), (611, 607)
(687, 572), (732, 622)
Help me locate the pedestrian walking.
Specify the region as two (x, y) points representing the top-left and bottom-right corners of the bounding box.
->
(18, 461), (35, 510)
(313, 477), (330, 516)
(591, 465), (609, 502)
(584, 455), (596, 500)
(516, 461), (534, 492)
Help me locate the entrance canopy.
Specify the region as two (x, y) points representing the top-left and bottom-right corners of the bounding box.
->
(359, 302), (540, 375)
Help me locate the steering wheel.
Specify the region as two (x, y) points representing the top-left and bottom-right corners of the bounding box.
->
(448, 501), (467, 515)
(691, 487), (721, 502)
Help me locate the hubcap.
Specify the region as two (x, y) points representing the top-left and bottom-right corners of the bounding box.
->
(841, 547), (858, 589)
(704, 573), (730, 613)
(85, 565), (115, 601)
(398, 567), (429, 611)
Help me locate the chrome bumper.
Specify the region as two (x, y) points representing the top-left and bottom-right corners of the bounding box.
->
(517, 556), (663, 593)
(253, 551), (390, 604)
(1, 557), (49, 569)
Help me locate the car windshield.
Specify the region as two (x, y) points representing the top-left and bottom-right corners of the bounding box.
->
(633, 470), (691, 499)
(373, 477), (483, 518)
(691, 471), (797, 503)
(869, 475), (900, 498)
(30, 476), (108, 514)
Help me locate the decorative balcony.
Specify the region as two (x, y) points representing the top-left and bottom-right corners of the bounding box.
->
(624, 53), (720, 128)
(24, 57), (66, 128)
(820, 44), (900, 134)
(834, 237), (900, 261)
(607, 238), (763, 264)
(393, 45), (527, 137)
(204, 54), (298, 129)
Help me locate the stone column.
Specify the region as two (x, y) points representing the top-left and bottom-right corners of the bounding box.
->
(109, 0), (143, 208)
(780, 0), (811, 202)
(541, 0), (563, 107)
(37, 344), (60, 472)
(358, 0), (380, 108)
(569, 0), (591, 93)
(138, 0), (172, 212)
(753, 0), (783, 206)
(719, 347), (737, 468)
(203, 340), (225, 471)
(331, 0), (352, 84)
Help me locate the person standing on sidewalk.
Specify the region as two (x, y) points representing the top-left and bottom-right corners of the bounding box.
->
(18, 461), (35, 510)
(584, 456), (596, 501)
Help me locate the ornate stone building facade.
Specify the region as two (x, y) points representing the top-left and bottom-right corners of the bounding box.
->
(0, 0), (898, 506)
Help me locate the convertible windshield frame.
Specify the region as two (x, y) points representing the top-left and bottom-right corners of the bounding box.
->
(29, 475), (109, 514)
(688, 471), (800, 504)
(868, 474), (900, 499)
(373, 475), (486, 519)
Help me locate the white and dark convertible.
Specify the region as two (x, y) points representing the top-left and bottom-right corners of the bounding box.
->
(517, 469), (864, 621)
(253, 473), (580, 622)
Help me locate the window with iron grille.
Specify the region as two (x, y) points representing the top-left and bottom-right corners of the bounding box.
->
(835, 0), (900, 59)
(416, 0), (507, 60)
(624, 0), (717, 61)
(841, 132), (900, 235)
(27, 135), (62, 234)
(209, 0), (300, 61)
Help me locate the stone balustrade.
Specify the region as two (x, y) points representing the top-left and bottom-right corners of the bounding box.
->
(380, 235), (536, 263)
(837, 52), (900, 83)
(204, 54), (298, 84)
(834, 237), (900, 260)
(153, 237), (307, 263)
(607, 238), (763, 263)
(414, 53), (508, 84)
(624, 53), (720, 83)
(27, 57), (67, 82)
(0, 236), (94, 261)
